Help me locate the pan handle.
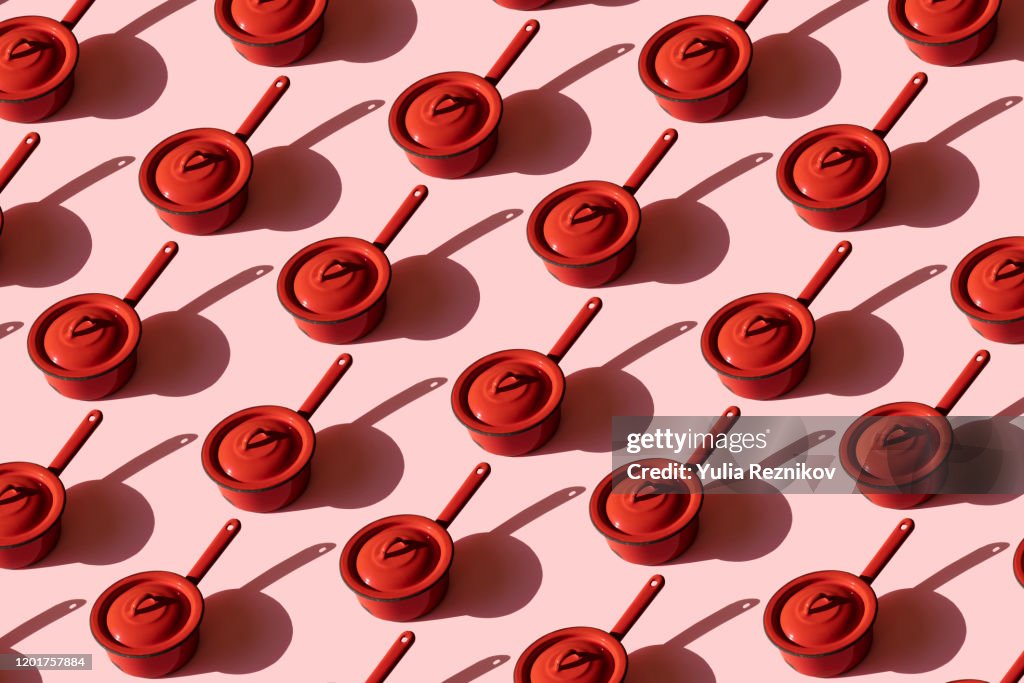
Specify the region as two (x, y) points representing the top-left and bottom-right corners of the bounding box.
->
(297, 354), (353, 420)
(48, 410), (102, 476)
(436, 463), (491, 529)
(484, 20), (540, 86)
(934, 350), (990, 416)
(686, 406), (741, 467)
(795, 241), (851, 307)
(872, 73), (927, 139)
(186, 519), (241, 585)
(236, 77), (291, 143)
(366, 632), (415, 683)
(373, 186), (429, 252)
(123, 242), (178, 308)
(859, 518), (914, 585)
(999, 649), (1024, 683)
(734, 0), (770, 29)
(609, 575), (665, 641)
(547, 298), (602, 364)
(623, 129), (678, 195)
(61, 0), (95, 30)
(0, 133), (39, 196)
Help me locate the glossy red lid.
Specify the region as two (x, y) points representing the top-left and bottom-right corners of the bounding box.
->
(639, 16), (751, 101)
(778, 125), (890, 210)
(0, 463), (62, 547)
(389, 73), (501, 157)
(279, 237), (390, 322)
(453, 350), (562, 433)
(41, 301), (131, 372)
(341, 515), (452, 599)
(0, 18), (76, 101)
(141, 129), (252, 213)
(1014, 538), (1024, 588)
(894, 0), (998, 40)
(230, 0), (315, 36)
(704, 294), (813, 375)
(530, 182), (638, 264)
(202, 406), (313, 491)
(515, 627), (626, 683)
(95, 571), (202, 653)
(842, 405), (950, 485)
(965, 244), (1024, 315)
(591, 459), (699, 543)
(777, 578), (869, 647)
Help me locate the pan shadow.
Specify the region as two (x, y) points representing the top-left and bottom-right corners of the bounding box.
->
(50, 1), (197, 121)
(851, 543), (1007, 677)
(675, 431), (835, 565)
(727, 0), (871, 120)
(428, 487), (584, 620)
(627, 599), (760, 683)
(39, 435), (197, 567)
(971, 0), (1024, 64)
(1, 600), (86, 683)
(925, 413), (1024, 507)
(613, 153), (770, 287)
(370, 209), (523, 342)
(477, 45), (632, 177)
(866, 98), (1020, 230)
(301, 0), (417, 64)
(789, 266), (945, 399)
(225, 101), (382, 235)
(121, 266), (272, 398)
(0, 157), (133, 288)
(291, 378), (446, 510)
(0, 321), (22, 340)
(442, 655), (511, 683)
(539, 322), (695, 455)
(181, 544), (335, 676)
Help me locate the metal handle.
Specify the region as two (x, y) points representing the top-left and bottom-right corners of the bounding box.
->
(796, 241), (852, 307)
(297, 354), (353, 420)
(686, 406), (741, 467)
(547, 298), (602, 364)
(934, 350), (990, 416)
(366, 632), (415, 683)
(123, 242), (178, 308)
(0, 133), (39, 195)
(61, 0), (95, 30)
(236, 77), (290, 143)
(436, 463), (491, 529)
(484, 20), (540, 86)
(373, 186), (428, 251)
(873, 73), (928, 139)
(48, 410), (102, 476)
(734, 0), (771, 29)
(609, 575), (665, 641)
(623, 129), (678, 195)
(186, 519), (241, 585)
(859, 518), (914, 585)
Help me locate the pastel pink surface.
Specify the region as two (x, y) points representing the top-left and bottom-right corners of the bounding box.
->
(0, 1), (1022, 682)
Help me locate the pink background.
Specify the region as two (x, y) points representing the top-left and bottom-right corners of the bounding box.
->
(2, 0), (1024, 681)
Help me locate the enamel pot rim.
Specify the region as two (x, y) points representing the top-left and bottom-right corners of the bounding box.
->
(388, 71), (503, 160)
(276, 236), (392, 325)
(214, 0), (328, 47)
(701, 292), (815, 380)
(777, 124), (891, 212)
(589, 458), (703, 546)
(839, 401), (952, 490)
(451, 349), (566, 436)
(89, 569), (204, 659)
(951, 236), (1024, 324)
(0, 15), (79, 104)
(27, 293), (141, 381)
(514, 625), (628, 683)
(888, 0), (1001, 46)
(339, 513), (454, 602)
(637, 14), (753, 103)
(0, 461), (64, 549)
(526, 180), (640, 268)
(138, 127), (254, 216)
(1015, 539), (1024, 588)
(764, 568), (878, 658)
(201, 405), (315, 493)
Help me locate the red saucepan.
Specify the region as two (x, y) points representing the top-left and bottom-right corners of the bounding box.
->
(951, 237), (1024, 343)
(765, 518), (915, 678)
(90, 519), (241, 678)
(840, 350), (990, 509)
(526, 129), (678, 287)
(638, 0), (771, 122)
(1015, 539), (1024, 588)
(341, 463), (490, 621)
(777, 72), (928, 231)
(27, 242), (179, 400)
(701, 241), (852, 399)
(949, 649), (1024, 683)
(590, 407), (740, 566)
(889, 0), (1001, 66)
(388, 20), (540, 179)
(452, 298), (602, 455)
(215, 0), (328, 66)
(514, 574), (666, 682)
(366, 631), (415, 683)
(139, 76), (290, 235)
(0, 0), (95, 122)
(278, 186), (429, 343)
(0, 132), (39, 237)
(202, 353), (352, 512)
(0, 410), (101, 569)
